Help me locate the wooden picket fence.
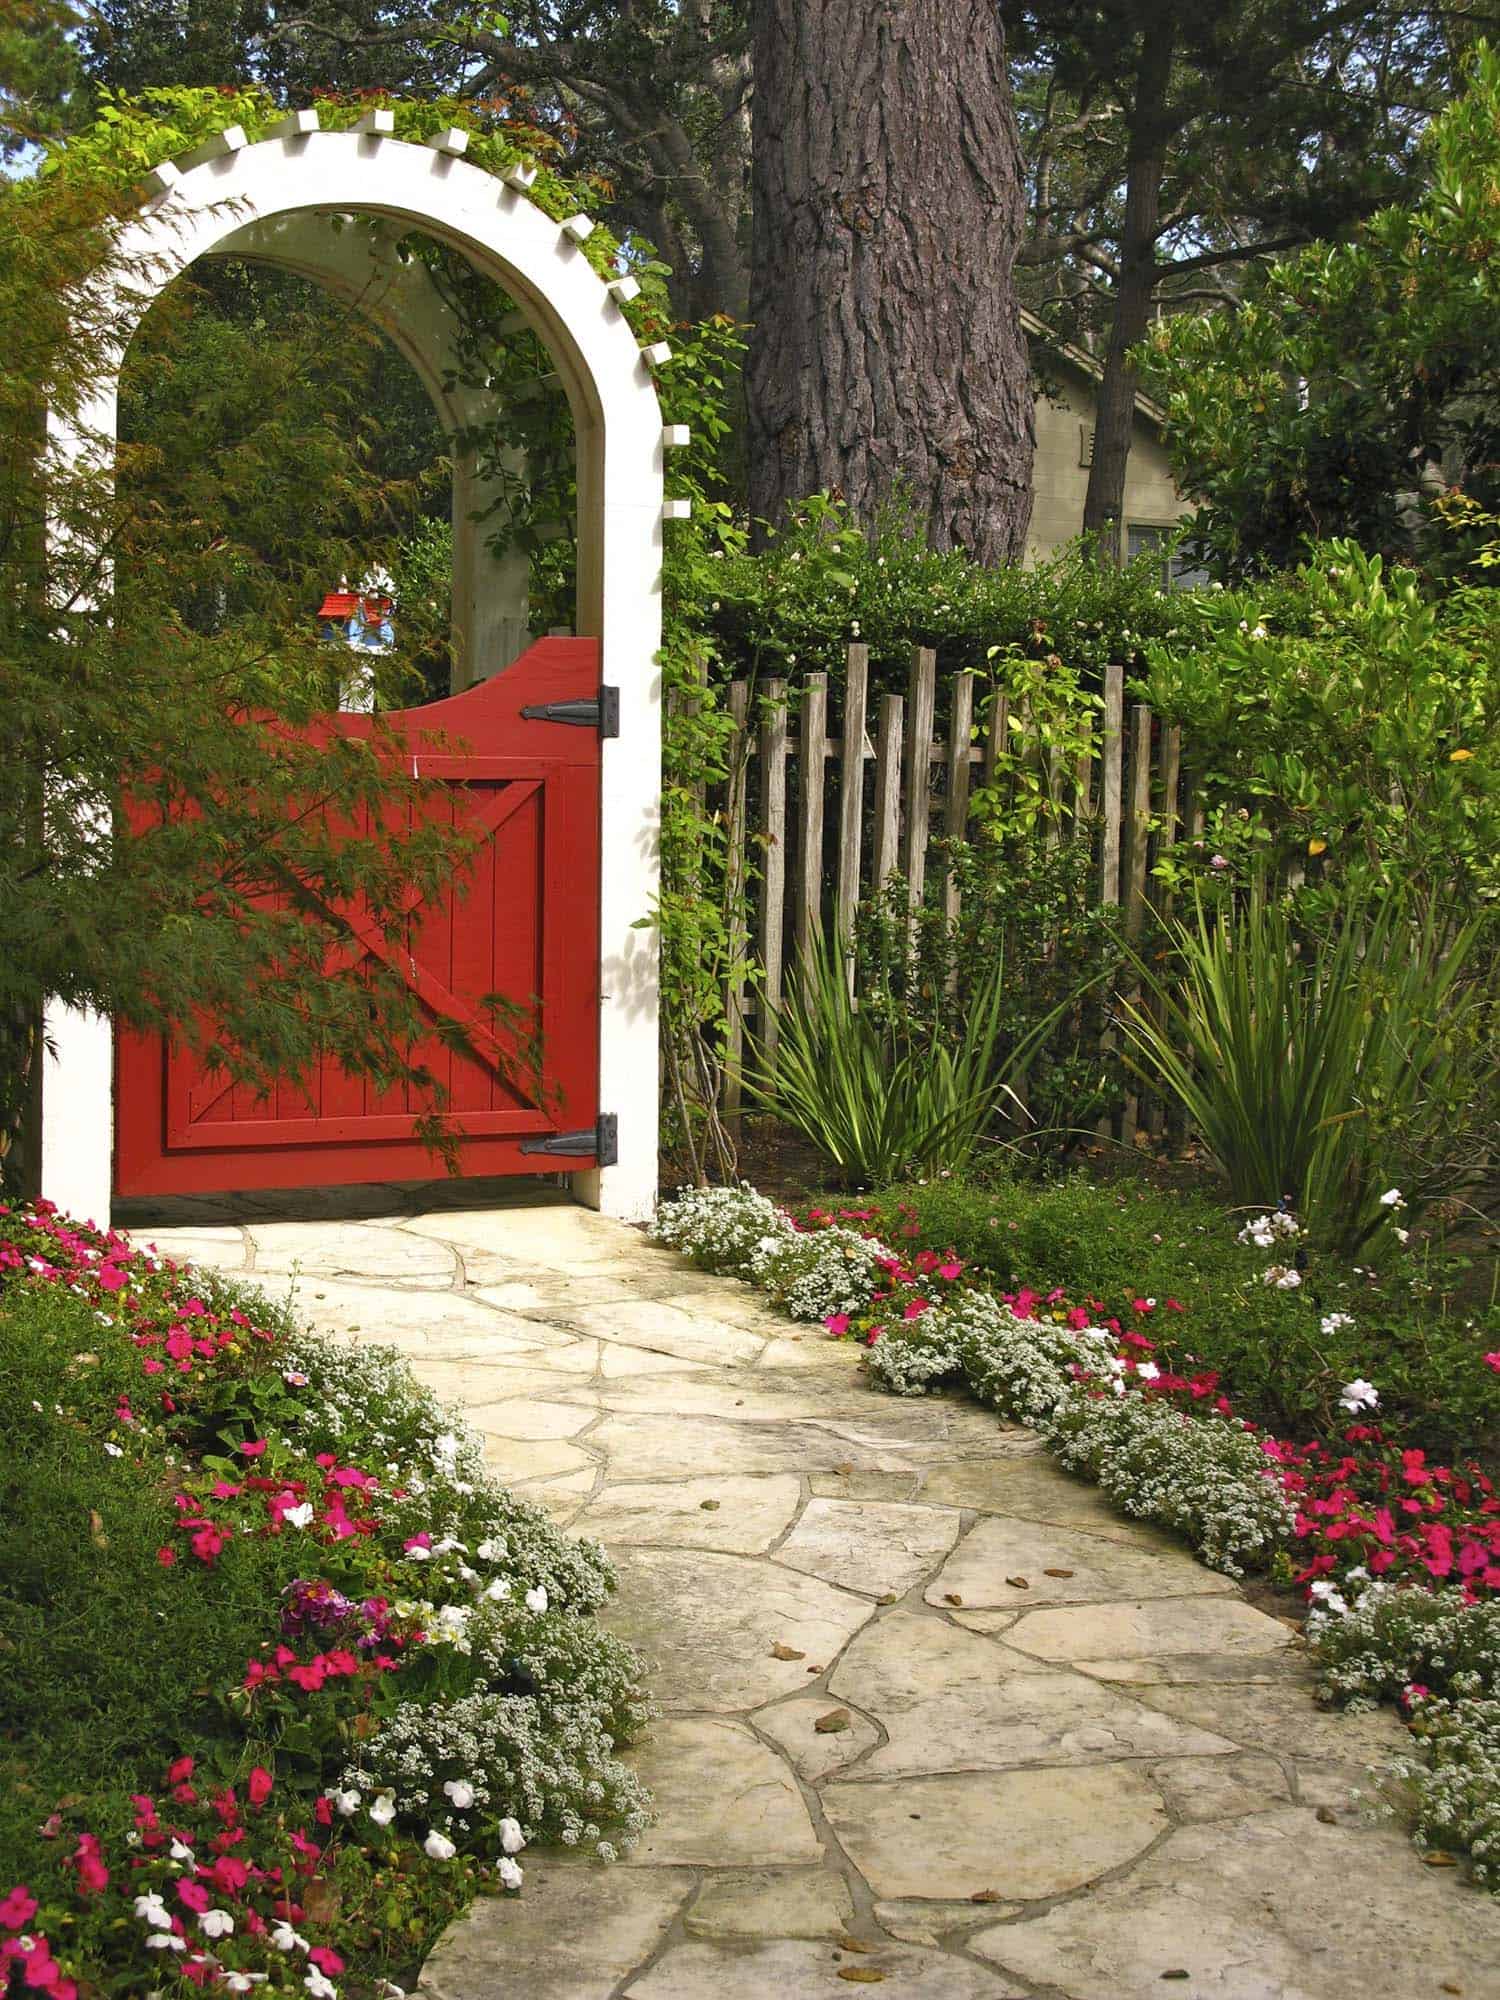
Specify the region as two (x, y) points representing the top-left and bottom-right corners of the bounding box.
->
(703, 642), (1210, 1143)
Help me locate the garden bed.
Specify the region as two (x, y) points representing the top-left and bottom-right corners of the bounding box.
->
(651, 1172), (1500, 1886)
(0, 1202), (652, 2000)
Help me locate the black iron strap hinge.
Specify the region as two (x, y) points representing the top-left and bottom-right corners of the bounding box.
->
(520, 1114), (618, 1168)
(519, 686), (619, 738)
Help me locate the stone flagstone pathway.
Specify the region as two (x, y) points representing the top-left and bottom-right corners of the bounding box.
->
(140, 1190), (1500, 2000)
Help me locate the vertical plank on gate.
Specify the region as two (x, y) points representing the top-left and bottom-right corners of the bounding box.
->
(1099, 663), (1125, 906)
(902, 645), (937, 911)
(872, 692), (904, 893)
(1155, 720), (1183, 1143)
(759, 678), (789, 1066)
(985, 690), (1009, 786)
(796, 673), (828, 964)
(836, 644), (869, 946)
(944, 671), (976, 937)
(1124, 703), (1153, 942)
(722, 679), (750, 1122)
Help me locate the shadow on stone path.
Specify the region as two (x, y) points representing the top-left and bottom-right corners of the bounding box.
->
(141, 1194), (1497, 2000)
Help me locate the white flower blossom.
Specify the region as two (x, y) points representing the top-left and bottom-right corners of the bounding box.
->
(443, 1779), (476, 1810)
(282, 1501), (314, 1529)
(1320, 1312), (1355, 1336)
(1379, 1188), (1405, 1208)
(270, 1922), (309, 1954)
(145, 1934), (187, 1952)
(169, 1838), (194, 1863)
(524, 1585), (549, 1615)
(368, 1793), (397, 1828)
(134, 1893), (172, 1930)
(199, 1909), (234, 1940)
(304, 1970), (338, 2000)
(497, 1856), (523, 1890)
(498, 1818), (525, 1856)
(328, 1787), (361, 1817)
(424, 1830), (457, 1861)
(1338, 1378), (1379, 1413)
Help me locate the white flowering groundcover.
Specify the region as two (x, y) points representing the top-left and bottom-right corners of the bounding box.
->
(651, 1182), (1500, 1888)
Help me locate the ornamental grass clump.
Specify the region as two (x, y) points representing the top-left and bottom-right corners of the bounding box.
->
(0, 1201), (652, 2000)
(1118, 891), (1494, 1259)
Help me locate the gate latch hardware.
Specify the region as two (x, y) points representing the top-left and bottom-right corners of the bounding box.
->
(520, 687), (619, 738)
(520, 1114), (618, 1168)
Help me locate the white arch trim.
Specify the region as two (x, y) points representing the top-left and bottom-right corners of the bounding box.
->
(42, 127), (671, 1224)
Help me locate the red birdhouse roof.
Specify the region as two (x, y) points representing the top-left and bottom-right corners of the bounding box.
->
(318, 591), (392, 621)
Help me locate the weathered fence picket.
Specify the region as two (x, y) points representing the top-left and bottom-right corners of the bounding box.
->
(707, 642), (1245, 1146)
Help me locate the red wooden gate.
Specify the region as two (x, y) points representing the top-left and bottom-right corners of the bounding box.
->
(114, 639), (606, 1198)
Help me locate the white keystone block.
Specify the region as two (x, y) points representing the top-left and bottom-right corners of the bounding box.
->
(503, 161), (538, 191)
(561, 214), (595, 244)
(662, 498), (693, 521)
(607, 275), (641, 305)
(662, 424), (691, 448)
(271, 109), (319, 140)
(354, 109), (396, 136)
(427, 127), (469, 157)
(640, 340), (673, 369)
(177, 126), (247, 171)
(143, 160), (181, 198)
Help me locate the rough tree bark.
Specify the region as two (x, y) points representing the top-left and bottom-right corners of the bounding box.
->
(748, 0), (1034, 563)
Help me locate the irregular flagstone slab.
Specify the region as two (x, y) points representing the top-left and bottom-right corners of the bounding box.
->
(465, 1273), (642, 1312)
(924, 1515), (1236, 1610)
(416, 1853), (693, 2000)
(1003, 1596), (1298, 1666)
(245, 1220), (457, 1284)
(585, 1409), (962, 1480)
(403, 1360), (596, 1414)
(685, 1867), (855, 1940)
(143, 1226), (248, 1271)
(564, 1300), (768, 1367)
(477, 1435), (598, 1484)
(404, 1202), (642, 1273)
(1149, 1750), (1291, 1823)
(1129, 1677), (1410, 1770)
(751, 1691), (881, 1782)
(624, 1716), (821, 1866)
(262, 1278), (562, 1354)
(600, 1548), (875, 1711)
(822, 1764), (1168, 1901)
(874, 1899), (1022, 1941)
(756, 1334), (871, 1370)
(774, 1499), (963, 1598)
(464, 1396), (600, 1442)
(624, 1937), (1026, 1999)
(828, 1609), (1233, 1778)
(509, 1467), (598, 1518)
(575, 1475), (803, 1554)
(423, 1361), (601, 1403)
(597, 1345), (716, 1378)
(917, 1453), (1176, 1536)
(809, 1468), (923, 1502)
(587, 1372), (898, 1422)
(969, 1807), (1500, 2000)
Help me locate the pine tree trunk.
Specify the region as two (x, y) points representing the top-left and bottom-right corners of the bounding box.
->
(748, 0), (1034, 563)
(1081, 29), (1175, 563)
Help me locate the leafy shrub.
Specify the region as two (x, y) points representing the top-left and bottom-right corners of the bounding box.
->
(0, 1203), (651, 1997)
(1119, 892), (1496, 1257)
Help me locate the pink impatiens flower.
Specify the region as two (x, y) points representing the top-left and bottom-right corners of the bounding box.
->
(823, 1313), (850, 1336)
(247, 1767), (274, 1808)
(1484, 1353), (1500, 1373)
(0, 1889), (37, 1931)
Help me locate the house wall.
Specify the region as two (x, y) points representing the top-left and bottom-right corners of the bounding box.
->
(1026, 370), (1186, 564)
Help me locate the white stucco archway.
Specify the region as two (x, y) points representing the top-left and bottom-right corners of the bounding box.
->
(41, 117), (677, 1223)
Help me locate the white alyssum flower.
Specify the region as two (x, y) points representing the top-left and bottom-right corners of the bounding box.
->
(497, 1856), (524, 1890)
(423, 1830), (457, 1861)
(498, 1817), (526, 1856)
(368, 1792), (397, 1828)
(199, 1909), (234, 1940)
(524, 1585), (549, 1615)
(1339, 1378), (1379, 1413)
(443, 1779), (476, 1810)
